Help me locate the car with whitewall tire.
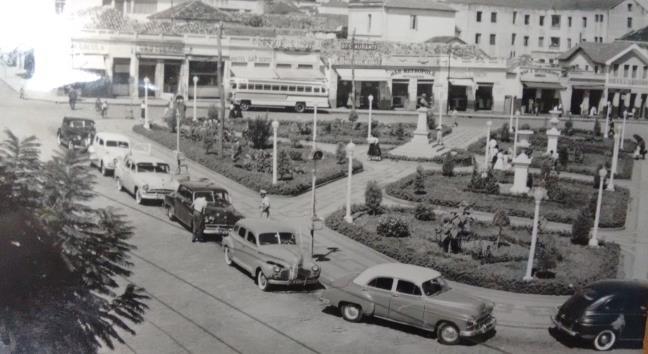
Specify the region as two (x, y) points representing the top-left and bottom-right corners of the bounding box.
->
(114, 152), (176, 204)
(87, 132), (130, 176)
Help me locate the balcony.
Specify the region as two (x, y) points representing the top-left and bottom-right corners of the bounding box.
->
(609, 77), (648, 87)
(567, 70), (605, 81)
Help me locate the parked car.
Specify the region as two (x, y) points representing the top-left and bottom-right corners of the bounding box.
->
(56, 117), (95, 150)
(114, 152), (176, 204)
(320, 263), (496, 345)
(88, 132), (130, 176)
(551, 279), (648, 351)
(164, 179), (241, 237)
(223, 218), (320, 291)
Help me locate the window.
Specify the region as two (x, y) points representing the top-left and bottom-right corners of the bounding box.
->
(313, 87), (320, 93)
(297, 64), (314, 69)
(368, 277), (394, 291)
(410, 15), (418, 30)
(628, 3), (633, 11)
(632, 65), (638, 78)
(585, 65), (589, 71)
(523, 36), (529, 47)
(614, 64), (619, 76)
(595, 295), (626, 313)
(511, 33), (517, 45)
(550, 37), (560, 48)
(396, 280), (422, 296)
(583, 17), (587, 27)
(568, 16), (572, 27)
(539, 15), (545, 26)
(538, 36), (544, 47)
(296, 86), (305, 92)
(280, 85), (288, 91)
(490, 34), (496, 45)
(288, 86), (296, 92)
(567, 38), (572, 48)
(595, 14), (599, 22)
(491, 12), (497, 23)
(513, 11), (517, 24)
(321, 87), (326, 93)
(600, 14), (604, 22)
(551, 15), (560, 28)
(476, 11), (482, 22)
(524, 14), (530, 25)
(367, 14), (372, 32)
(263, 84), (271, 90)
(246, 232), (256, 245)
(231, 62), (247, 67)
(624, 64), (630, 78)
(239, 83), (247, 90)
(594, 65), (599, 73)
(254, 62), (270, 68)
(643, 66), (647, 79)
(276, 63), (291, 69)
(628, 17), (633, 28)
(258, 232), (296, 245)
(271, 85), (279, 91)
(475, 33), (481, 44)
(305, 87), (312, 93)
(254, 84), (263, 90)
(238, 227), (246, 238)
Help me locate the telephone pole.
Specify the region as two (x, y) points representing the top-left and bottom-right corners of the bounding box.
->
(351, 29), (356, 112)
(217, 21), (225, 156)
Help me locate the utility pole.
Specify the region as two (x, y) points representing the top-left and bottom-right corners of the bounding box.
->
(217, 21), (225, 156)
(351, 29), (356, 112)
(447, 45), (451, 114)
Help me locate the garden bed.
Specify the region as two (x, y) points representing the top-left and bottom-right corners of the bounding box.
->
(133, 124), (363, 196)
(326, 205), (620, 295)
(386, 171), (629, 228)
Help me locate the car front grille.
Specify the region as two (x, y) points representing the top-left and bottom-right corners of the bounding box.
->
(147, 189), (173, 194)
(275, 268), (314, 281)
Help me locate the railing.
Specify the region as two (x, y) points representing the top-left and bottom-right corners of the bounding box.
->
(609, 77), (648, 86)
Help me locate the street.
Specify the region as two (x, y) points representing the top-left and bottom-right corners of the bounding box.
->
(0, 81), (644, 354)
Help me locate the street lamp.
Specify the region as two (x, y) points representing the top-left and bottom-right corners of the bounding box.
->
(367, 94), (374, 141)
(310, 149), (323, 258)
(483, 120), (493, 174)
(620, 110), (628, 152)
(513, 110), (521, 156)
(509, 96), (515, 133)
(607, 131), (620, 191)
(523, 186), (546, 281)
(272, 120), (279, 185)
(590, 167), (607, 247)
(344, 141), (355, 223)
(192, 75), (198, 122)
(143, 77), (150, 129)
(312, 103), (318, 151)
(175, 95), (184, 154)
(604, 101), (611, 139)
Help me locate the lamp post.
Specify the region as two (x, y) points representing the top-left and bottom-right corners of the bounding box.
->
(144, 77), (150, 129)
(620, 110), (628, 152)
(310, 149), (323, 258)
(590, 167), (607, 247)
(608, 131), (620, 191)
(192, 75), (198, 122)
(175, 95), (184, 155)
(604, 101), (611, 139)
(367, 94), (374, 140)
(344, 141), (355, 223)
(523, 187), (546, 281)
(513, 110), (520, 156)
(483, 120), (492, 174)
(272, 120), (279, 185)
(509, 96), (515, 132)
(312, 103), (318, 150)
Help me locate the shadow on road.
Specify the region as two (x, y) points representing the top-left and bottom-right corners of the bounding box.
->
(314, 247), (339, 262)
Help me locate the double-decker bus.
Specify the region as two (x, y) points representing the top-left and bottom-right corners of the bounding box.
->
(229, 78), (330, 113)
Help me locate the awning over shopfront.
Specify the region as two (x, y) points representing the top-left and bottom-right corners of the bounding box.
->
(275, 68), (325, 82)
(72, 55), (105, 71)
(449, 78), (475, 87)
(522, 81), (565, 90)
(230, 66), (276, 80)
(336, 68), (389, 82)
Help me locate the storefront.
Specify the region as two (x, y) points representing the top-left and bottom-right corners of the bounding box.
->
(569, 83), (604, 115)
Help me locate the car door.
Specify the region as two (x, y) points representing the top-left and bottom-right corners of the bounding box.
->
(242, 231), (260, 272)
(230, 226), (247, 265)
(623, 293), (648, 340)
(364, 277), (395, 318)
(388, 280), (425, 328)
(122, 158), (135, 193)
(176, 186), (193, 226)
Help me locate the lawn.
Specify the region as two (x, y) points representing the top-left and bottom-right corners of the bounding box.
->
(133, 124), (363, 196)
(326, 206), (620, 295)
(386, 171), (629, 228)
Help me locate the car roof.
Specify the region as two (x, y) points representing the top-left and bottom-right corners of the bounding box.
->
(587, 279), (648, 296)
(235, 218), (296, 234)
(96, 132), (130, 141)
(353, 263), (441, 286)
(182, 179), (228, 193)
(63, 117), (94, 123)
(127, 152), (168, 164)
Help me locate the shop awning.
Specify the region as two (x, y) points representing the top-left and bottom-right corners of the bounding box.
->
(275, 68), (325, 82)
(449, 78), (475, 87)
(230, 66), (276, 80)
(522, 81), (565, 90)
(72, 55), (105, 71)
(336, 68), (389, 82)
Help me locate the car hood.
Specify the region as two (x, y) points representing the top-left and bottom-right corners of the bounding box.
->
(258, 244), (310, 267)
(427, 288), (493, 319)
(135, 174), (176, 189)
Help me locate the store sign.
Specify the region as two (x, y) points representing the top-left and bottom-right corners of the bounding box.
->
(230, 56), (272, 63)
(252, 37), (316, 51)
(72, 42), (107, 53)
(388, 69), (434, 78)
(341, 41), (378, 51)
(137, 43), (184, 56)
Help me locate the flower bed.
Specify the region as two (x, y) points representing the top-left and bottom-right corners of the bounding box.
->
(385, 171), (629, 227)
(385, 149), (474, 166)
(326, 205), (620, 295)
(133, 125), (362, 196)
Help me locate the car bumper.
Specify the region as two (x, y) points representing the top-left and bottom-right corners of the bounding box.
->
(140, 191), (171, 200)
(460, 315), (497, 337)
(550, 315), (595, 339)
(267, 276), (320, 286)
(203, 225), (232, 235)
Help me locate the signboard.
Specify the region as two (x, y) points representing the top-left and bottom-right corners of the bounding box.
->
(72, 42), (107, 54)
(230, 55), (272, 63)
(388, 68), (435, 78)
(137, 42), (184, 56)
(252, 37), (316, 51)
(341, 41), (378, 51)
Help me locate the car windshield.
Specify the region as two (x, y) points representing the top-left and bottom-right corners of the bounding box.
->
(69, 120), (92, 128)
(422, 277), (449, 296)
(106, 140), (129, 148)
(194, 190), (230, 203)
(137, 163), (170, 173)
(258, 232), (297, 246)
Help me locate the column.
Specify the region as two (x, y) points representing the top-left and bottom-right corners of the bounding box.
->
(129, 54), (139, 99)
(154, 59), (164, 98)
(179, 57), (189, 98)
(327, 66), (338, 108)
(466, 85), (476, 111)
(407, 78), (418, 111)
(562, 86), (572, 114)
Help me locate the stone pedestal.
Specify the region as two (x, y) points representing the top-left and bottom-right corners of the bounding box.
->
(510, 152), (532, 195)
(388, 108), (440, 159)
(411, 108), (430, 145)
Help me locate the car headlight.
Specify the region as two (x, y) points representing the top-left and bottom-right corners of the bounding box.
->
(142, 184), (149, 192)
(311, 264), (320, 272)
(273, 265), (281, 273)
(466, 318), (477, 330)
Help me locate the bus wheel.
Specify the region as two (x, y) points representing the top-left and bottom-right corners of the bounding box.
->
(295, 102), (306, 113)
(240, 101), (251, 111)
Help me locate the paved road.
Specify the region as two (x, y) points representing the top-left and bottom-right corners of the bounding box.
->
(0, 81), (644, 354)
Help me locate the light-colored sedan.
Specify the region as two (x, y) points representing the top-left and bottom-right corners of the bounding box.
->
(88, 132), (130, 176)
(320, 263), (496, 345)
(114, 152), (177, 204)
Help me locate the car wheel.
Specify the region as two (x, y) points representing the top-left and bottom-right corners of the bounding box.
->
(135, 189), (143, 205)
(224, 247), (233, 266)
(295, 102), (306, 113)
(167, 206), (176, 221)
(257, 270), (270, 291)
(340, 303), (363, 322)
(593, 329), (616, 351)
(116, 178), (123, 192)
(437, 322), (460, 345)
(240, 101), (250, 111)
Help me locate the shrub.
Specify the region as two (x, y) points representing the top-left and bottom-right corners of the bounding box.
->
(414, 203), (435, 221)
(207, 104), (219, 120)
(247, 15), (264, 27)
(164, 108), (177, 132)
(537, 235), (563, 271)
(564, 119), (574, 136)
(335, 142), (346, 164)
(500, 123), (511, 142)
(521, 123), (531, 130)
(247, 116), (272, 149)
(288, 149), (303, 161)
(492, 209), (510, 247)
(395, 123), (405, 140)
(414, 165), (426, 194)
(441, 154), (455, 177)
(558, 147), (569, 167)
(467, 167), (499, 194)
(376, 216), (410, 238)
(593, 163), (604, 188)
(545, 174), (565, 202)
(427, 113), (436, 130)
(277, 149), (292, 180)
(593, 118), (602, 137)
(348, 110), (359, 122)
(365, 180), (383, 215)
(571, 207), (594, 245)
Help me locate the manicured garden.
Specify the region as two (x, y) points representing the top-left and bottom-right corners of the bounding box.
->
(326, 204), (620, 295)
(133, 121), (363, 196)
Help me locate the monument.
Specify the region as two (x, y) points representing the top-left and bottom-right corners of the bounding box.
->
(510, 152), (532, 195)
(388, 108), (441, 158)
(546, 116), (561, 154)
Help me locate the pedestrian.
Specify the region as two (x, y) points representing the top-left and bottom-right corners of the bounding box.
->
(259, 190), (270, 218)
(19, 86), (25, 99)
(68, 86), (78, 110)
(589, 105), (597, 118)
(191, 194), (208, 242)
(557, 103), (563, 117)
(101, 100), (108, 118)
(140, 100), (146, 120)
(418, 93), (430, 108)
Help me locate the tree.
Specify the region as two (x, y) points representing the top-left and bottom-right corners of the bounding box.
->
(593, 118), (602, 137)
(394, 123), (405, 140)
(571, 207), (594, 245)
(246, 115), (272, 149)
(441, 153), (455, 177)
(537, 234), (563, 273)
(348, 110), (359, 122)
(277, 149), (292, 180)
(500, 123), (511, 142)
(564, 118), (574, 136)
(492, 209), (510, 248)
(414, 165), (426, 194)
(0, 131), (148, 353)
(364, 180), (383, 215)
(335, 142), (346, 164)
(246, 15), (264, 27)
(414, 203), (435, 221)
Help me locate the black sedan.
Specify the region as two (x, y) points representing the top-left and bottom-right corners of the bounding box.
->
(551, 279), (648, 351)
(56, 117), (95, 150)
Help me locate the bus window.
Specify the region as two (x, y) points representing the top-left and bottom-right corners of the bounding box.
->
(296, 86), (304, 92)
(240, 83), (247, 90)
(254, 84), (263, 90)
(280, 85), (288, 91)
(322, 87), (326, 93)
(263, 84), (271, 90)
(231, 82), (237, 89)
(271, 85), (279, 91)
(314, 87), (320, 93)
(288, 86), (296, 92)
(305, 87), (312, 93)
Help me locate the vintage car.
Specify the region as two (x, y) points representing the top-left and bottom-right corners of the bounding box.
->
(320, 263), (496, 345)
(164, 179), (241, 237)
(56, 117), (96, 150)
(551, 279), (648, 351)
(223, 218), (320, 291)
(88, 132), (131, 176)
(114, 152), (176, 204)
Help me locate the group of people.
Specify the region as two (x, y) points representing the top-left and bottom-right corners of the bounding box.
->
(488, 140), (513, 171)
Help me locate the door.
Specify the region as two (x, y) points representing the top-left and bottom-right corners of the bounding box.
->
(388, 280), (424, 327)
(623, 294), (648, 340)
(365, 277), (395, 318)
(176, 186), (193, 225)
(239, 231), (258, 272)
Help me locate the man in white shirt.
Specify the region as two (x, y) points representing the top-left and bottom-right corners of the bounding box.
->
(191, 195), (208, 242)
(259, 190), (270, 218)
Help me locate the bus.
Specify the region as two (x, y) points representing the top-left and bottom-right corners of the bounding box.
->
(229, 78), (330, 113)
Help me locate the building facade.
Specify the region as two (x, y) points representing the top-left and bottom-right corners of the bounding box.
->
(62, 0), (263, 15)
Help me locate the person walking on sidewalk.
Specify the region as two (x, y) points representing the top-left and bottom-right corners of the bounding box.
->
(191, 195), (208, 242)
(140, 100), (146, 120)
(259, 190), (270, 218)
